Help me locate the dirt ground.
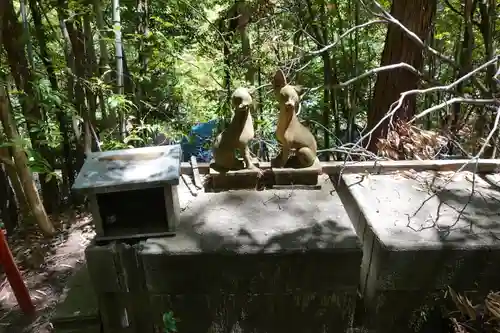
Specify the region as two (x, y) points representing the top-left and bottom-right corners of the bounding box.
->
(0, 211), (96, 333)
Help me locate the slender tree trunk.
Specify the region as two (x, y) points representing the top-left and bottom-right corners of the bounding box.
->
(113, 0), (125, 139)
(2, 0), (61, 214)
(59, 1), (92, 163)
(19, 0), (34, 67)
(0, 164), (18, 234)
(30, 0), (73, 198)
(0, 86), (55, 236)
(83, 14), (100, 152)
(449, 0), (474, 155)
(93, 0), (114, 128)
(58, 9), (85, 191)
(136, 0), (149, 117)
(0, 147), (30, 219)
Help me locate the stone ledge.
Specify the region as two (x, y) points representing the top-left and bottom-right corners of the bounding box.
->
(51, 264), (100, 333)
(140, 176), (361, 293)
(336, 171), (500, 332)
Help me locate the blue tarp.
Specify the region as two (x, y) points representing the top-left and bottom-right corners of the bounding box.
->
(180, 119), (217, 162)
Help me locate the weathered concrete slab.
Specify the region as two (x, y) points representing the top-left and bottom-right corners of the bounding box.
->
(336, 171), (500, 332)
(138, 175), (361, 332)
(51, 264), (101, 333)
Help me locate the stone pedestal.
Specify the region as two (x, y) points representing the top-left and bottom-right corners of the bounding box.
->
(209, 159), (261, 191)
(272, 157), (321, 186)
(84, 176), (362, 333)
(335, 171), (500, 333)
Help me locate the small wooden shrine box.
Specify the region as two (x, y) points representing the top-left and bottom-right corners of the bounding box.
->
(72, 145), (182, 242)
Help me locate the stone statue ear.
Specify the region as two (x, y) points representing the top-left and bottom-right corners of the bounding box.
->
(292, 85), (304, 94)
(272, 69), (287, 93)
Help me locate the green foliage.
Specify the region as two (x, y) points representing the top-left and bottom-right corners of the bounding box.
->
(1, 0), (499, 174)
(162, 311), (178, 333)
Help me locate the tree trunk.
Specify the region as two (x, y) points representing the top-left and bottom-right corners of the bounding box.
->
(29, 0), (73, 199)
(93, 0), (114, 128)
(0, 163), (18, 234)
(0, 86), (55, 236)
(112, 0), (126, 139)
(83, 14), (100, 152)
(19, 0), (34, 67)
(0, 147), (30, 219)
(449, 0), (474, 155)
(94, 0), (116, 128)
(1, 0), (61, 214)
(367, 0), (437, 152)
(59, 2), (92, 163)
(58, 8), (85, 192)
(136, 0), (149, 117)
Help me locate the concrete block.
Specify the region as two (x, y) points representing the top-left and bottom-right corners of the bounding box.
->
(272, 157), (321, 185)
(335, 171), (500, 332)
(209, 163), (261, 191)
(139, 175), (362, 332)
(51, 264), (101, 333)
(149, 291), (356, 333)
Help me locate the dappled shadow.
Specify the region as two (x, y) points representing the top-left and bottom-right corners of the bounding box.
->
(433, 180), (500, 243)
(342, 172), (500, 248)
(339, 172), (500, 332)
(146, 178), (359, 254)
(0, 212), (93, 333)
(141, 177), (361, 333)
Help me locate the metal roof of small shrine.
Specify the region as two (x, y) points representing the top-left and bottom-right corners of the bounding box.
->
(72, 144), (182, 194)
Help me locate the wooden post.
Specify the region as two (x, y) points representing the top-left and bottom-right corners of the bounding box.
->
(0, 229), (35, 315)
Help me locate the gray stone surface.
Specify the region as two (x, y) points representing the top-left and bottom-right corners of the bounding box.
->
(51, 264), (101, 333)
(134, 175), (361, 332)
(72, 145), (181, 194)
(142, 175), (360, 254)
(343, 171), (500, 249)
(337, 171), (500, 333)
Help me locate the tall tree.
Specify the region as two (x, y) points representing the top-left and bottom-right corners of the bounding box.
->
(29, 0), (74, 196)
(367, 0), (437, 152)
(0, 85), (55, 236)
(1, 0), (61, 213)
(113, 0), (126, 139)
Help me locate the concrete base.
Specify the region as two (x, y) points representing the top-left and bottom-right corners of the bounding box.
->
(149, 292), (357, 333)
(209, 159), (261, 191)
(335, 171), (500, 333)
(83, 175), (361, 333)
(272, 157), (321, 185)
(51, 264), (101, 333)
(139, 175), (361, 332)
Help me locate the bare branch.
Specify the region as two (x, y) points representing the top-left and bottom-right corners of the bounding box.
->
(410, 98), (499, 123)
(494, 66), (500, 85)
(363, 0), (490, 94)
(333, 62), (422, 89)
(308, 20), (387, 56)
(347, 57), (498, 155)
(367, 0), (456, 66)
(476, 106), (500, 158)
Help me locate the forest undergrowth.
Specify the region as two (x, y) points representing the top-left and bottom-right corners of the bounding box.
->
(0, 211), (94, 333)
